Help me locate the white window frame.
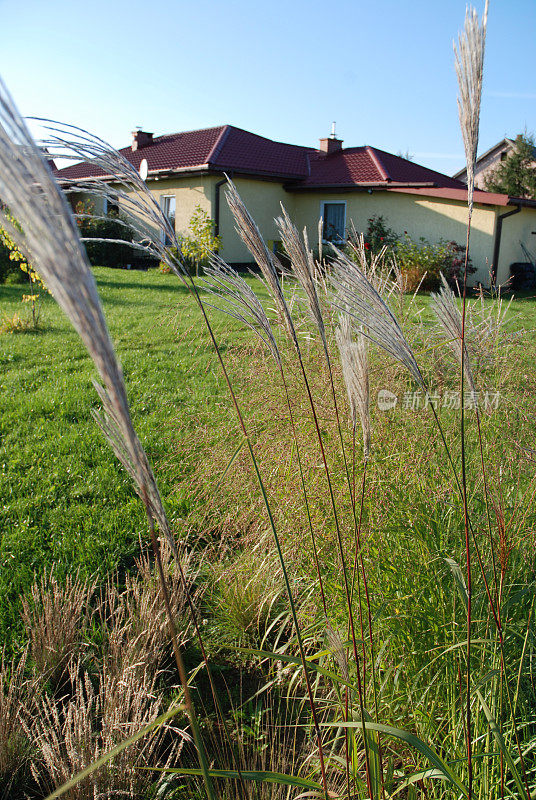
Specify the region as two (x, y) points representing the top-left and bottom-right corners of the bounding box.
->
(160, 194), (176, 244)
(320, 200), (347, 244)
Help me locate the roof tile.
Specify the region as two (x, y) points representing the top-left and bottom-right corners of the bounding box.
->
(53, 125), (501, 204)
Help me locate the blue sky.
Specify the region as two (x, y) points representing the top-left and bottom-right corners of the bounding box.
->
(1, 0), (535, 176)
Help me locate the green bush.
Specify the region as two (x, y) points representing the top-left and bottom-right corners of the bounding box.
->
(364, 214), (398, 254)
(76, 210), (137, 268)
(395, 235), (475, 292)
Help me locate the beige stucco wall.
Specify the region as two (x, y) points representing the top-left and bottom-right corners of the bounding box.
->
(496, 206), (536, 280)
(291, 190), (498, 285)
(144, 175), (216, 235)
(76, 174), (536, 286)
(217, 177), (292, 262)
(116, 174), (289, 263)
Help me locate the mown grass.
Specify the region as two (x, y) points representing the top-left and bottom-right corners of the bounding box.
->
(0, 267), (258, 653)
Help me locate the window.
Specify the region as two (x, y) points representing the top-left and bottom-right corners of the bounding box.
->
(321, 202), (346, 243)
(160, 195), (176, 245)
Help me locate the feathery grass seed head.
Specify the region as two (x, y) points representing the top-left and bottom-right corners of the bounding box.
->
(225, 180), (298, 346)
(335, 316), (371, 458)
(331, 247), (426, 390)
(430, 276), (478, 400)
(454, 1), (489, 211)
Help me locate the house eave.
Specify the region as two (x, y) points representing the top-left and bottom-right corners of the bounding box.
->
(284, 181), (436, 193)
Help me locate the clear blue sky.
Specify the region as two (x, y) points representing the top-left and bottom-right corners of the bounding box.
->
(1, 0), (535, 177)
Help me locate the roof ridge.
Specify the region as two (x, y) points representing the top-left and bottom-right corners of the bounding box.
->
(223, 124), (315, 153)
(365, 146), (390, 181)
(372, 145), (467, 187)
(206, 125), (231, 165)
(156, 124), (226, 141)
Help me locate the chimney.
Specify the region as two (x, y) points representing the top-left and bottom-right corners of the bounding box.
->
(131, 128), (154, 151)
(319, 122), (343, 154)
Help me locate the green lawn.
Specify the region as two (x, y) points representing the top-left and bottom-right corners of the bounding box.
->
(2, 269), (536, 658)
(0, 268), (254, 650)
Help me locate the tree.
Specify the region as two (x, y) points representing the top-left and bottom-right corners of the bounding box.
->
(178, 205), (220, 276)
(484, 133), (536, 199)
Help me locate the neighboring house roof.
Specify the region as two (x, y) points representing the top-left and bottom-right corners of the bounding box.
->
(453, 136), (536, 186)
(453, 138), (515, 181)
(54, 124), (529, 207)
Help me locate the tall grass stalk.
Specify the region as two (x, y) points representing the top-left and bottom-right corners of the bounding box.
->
(224, 193), (374, 793)
(38, 124), (335, 797)
(0, 79), (217, 800)
(454, 5), (488, 796)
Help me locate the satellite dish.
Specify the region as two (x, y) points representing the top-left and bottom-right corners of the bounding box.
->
(139, 158), (148, 181)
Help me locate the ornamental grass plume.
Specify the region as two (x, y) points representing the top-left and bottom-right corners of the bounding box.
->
(454, 0), (489, 214)
(0, 77), (216, 799)
(335, 315), (371, 459)
(331, 246), (426, 390)
(276, 205), (327, 350)
(203, 255), (282, 368)
(0, 83), (171, 551)
(224, 180), (298, 346)
(35, 120), (181, 269)
(430, 276), (478, 400)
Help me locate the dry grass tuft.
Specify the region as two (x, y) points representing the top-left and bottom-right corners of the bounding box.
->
(27, 658), (187, 800)
(103, 543), (198, 677)
(0, 649), (33, 798)
(21, 571), (95, 684)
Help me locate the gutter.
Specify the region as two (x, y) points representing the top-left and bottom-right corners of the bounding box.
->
(285, 181), (436, 193)
(491, 204), (522, 286)
(214, 174), (230, 239)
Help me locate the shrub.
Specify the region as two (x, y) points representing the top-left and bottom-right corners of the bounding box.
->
(75, 202), (139, 268)
(158, 246), (178, 274)
(395, 234), (475, 292)
(364, 214), (398, 254)
(0, 240), (22, 283)
(178, 205), (220, 275)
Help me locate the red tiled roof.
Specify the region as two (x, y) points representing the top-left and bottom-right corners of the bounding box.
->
(301, 147), (385, 186)
(212, 127), (313, 177)
(297, 146), (467, 189)
(53, 125), (509, 206)
(54, 125), (313, 181)
(55, 125), (227, 180)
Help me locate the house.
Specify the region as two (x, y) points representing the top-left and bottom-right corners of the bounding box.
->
(54, 125), (536, 286)
(454, 136), (536, 190)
